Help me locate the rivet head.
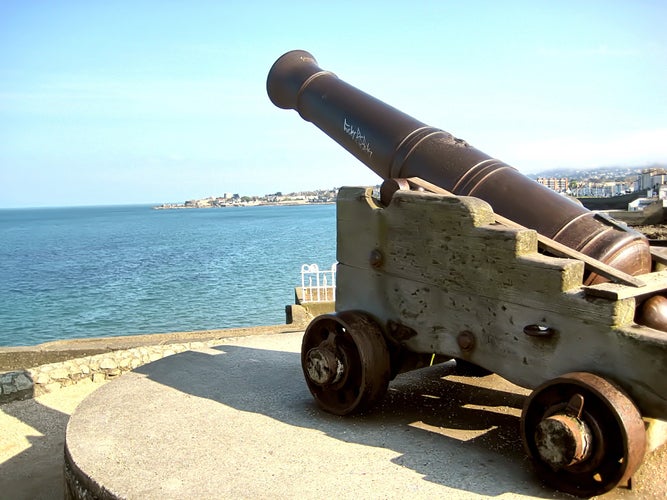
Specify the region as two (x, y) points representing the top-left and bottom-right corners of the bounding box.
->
(457, 331), (475, 351)
(369, 249), (383, 268)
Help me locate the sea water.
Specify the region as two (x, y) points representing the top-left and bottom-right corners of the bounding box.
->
(0, 204), (336, 346)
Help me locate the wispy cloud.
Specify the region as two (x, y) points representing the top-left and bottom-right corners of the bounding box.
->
(511, 128), (667, 171)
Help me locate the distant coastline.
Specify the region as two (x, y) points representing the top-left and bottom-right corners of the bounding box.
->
(153, 188), (338, 210)
(153, 199), (335, 210)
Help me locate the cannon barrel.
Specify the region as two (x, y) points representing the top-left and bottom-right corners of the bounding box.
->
(267, 50), (651, 283)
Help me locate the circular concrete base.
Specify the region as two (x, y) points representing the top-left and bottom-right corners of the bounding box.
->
(63, 332), (664, 499)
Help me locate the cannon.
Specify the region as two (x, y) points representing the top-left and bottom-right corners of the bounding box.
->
(267, 50), (667, 496)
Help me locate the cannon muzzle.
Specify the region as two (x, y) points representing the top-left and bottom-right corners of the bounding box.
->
(267, 50), (651, 283)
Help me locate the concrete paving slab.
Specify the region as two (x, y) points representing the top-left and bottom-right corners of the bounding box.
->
(64, 332), (666, 499)
(0, 379), (108, 499)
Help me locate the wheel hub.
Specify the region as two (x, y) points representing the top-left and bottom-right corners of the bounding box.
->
(535, 413), (592, 470)
(305, 345), (344, 386)
(301, 311), (391, 415)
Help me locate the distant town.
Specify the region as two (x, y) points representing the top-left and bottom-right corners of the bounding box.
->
(154, 164), (667, 209)
(154, 188), (339, 209)
(528, 164), (667, 198)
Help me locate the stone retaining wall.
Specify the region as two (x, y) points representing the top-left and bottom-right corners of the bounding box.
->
(1, 300), (324, 402)
(1, 339), (222, 404)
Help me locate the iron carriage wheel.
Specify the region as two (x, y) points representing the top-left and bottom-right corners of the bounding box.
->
(301, 311), (391, 416)
(520, 372), (646, 497)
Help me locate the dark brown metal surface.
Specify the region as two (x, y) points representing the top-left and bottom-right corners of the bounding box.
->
(637, 294), (667, 331)
(267, 50), (652, 283)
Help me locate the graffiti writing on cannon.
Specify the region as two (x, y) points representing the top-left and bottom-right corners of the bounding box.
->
(344, 118), (372, 156)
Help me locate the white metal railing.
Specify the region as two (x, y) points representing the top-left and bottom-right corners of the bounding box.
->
(301, 263), (336, 303)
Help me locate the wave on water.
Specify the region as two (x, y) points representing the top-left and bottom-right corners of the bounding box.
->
(0, 204), (336, 346)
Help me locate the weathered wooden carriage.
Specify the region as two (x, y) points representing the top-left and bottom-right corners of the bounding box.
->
(267, 50), (667, 497)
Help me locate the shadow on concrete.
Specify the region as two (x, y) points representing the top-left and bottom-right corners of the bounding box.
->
(133, 343), (564, 498)
(1, 399), (69, 499)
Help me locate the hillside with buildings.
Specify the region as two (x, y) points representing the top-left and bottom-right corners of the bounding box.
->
(531, 165), (667, 232)
(529, 165), (667, 198)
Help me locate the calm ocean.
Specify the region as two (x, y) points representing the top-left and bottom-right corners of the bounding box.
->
(0, 204), (336, 347)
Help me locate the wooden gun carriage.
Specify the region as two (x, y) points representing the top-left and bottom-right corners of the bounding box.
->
(267, 50), (667, 497)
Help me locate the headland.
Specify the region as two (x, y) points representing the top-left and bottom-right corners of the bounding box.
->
(153, 188), (338, 209)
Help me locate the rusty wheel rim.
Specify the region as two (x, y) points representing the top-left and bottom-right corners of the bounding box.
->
(521, 372), (646, 497)
(301, 311), (390, 416)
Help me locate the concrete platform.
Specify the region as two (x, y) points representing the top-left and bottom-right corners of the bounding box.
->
(64, 332), (667, 499)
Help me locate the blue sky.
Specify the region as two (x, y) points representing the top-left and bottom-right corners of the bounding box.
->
(1, 1), (665, 208)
